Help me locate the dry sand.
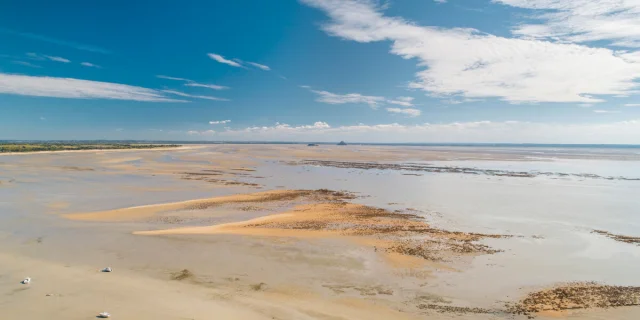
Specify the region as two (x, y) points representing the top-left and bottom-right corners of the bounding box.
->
(0, 252), (425, 320)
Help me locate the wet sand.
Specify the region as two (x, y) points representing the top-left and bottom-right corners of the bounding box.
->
(1, 144), (639, 319)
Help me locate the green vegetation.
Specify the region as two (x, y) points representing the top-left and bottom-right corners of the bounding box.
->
(0, 142), (180, 153)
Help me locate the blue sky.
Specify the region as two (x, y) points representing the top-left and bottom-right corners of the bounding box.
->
(1, 0), (640, 143)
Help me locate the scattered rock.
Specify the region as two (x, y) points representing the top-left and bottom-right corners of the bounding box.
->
(170, 269), (193, 281)
(20, 277), (31, 285)
(592, 230), (640, 245)
(508, 283), (640, 317)
(418, 304), (497, 314)
(101, 267), (112, 273)
(250, 282), (268, 291)
(97, 311), (111, 318)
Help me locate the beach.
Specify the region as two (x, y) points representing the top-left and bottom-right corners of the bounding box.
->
(1, 144), (639, 319)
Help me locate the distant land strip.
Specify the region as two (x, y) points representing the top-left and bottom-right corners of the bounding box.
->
(0, 143), (180, 153)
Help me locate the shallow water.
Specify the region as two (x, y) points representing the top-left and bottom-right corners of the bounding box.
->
(255, 156), (640, 307)
(1, 146), (639, 318)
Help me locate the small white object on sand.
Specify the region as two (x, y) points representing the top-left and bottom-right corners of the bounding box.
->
(98, 312), (111, 318)
(21, 277), (31, 285)
(101, 267), (112, 273)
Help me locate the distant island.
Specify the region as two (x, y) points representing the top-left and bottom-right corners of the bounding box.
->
(337, 141), (347, 146)
(307, 143), (319, 147)
(0, 143), (180, 153)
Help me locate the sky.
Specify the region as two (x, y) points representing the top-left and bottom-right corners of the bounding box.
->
(2, 0), (640, 143)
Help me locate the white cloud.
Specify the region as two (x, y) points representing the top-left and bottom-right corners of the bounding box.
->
(26, 52), (43, 60)
(434, 0), (447, 3)
(442, 98), (483, 105)
(247, 61), (271, 70)
(0, 72), (186, 102)
(162, 89), (229, 101)
(44, 55), (70, 63)
(185, 83), (229, 90)
(301, 0), (640, 103)
(307, 88), (415, 109)
(1, 28), (110, 54)
(495, 0), (640, 48)
(387, 96), (415, 107)
(386, 107), (421, 117)
(26, 53), (70, 63)
(593, 109), (621, 113)
(157, 75), (229, 90)
(209, 120), (231, 124)
(187, 130), (216, 136)
(39, 116), (46, 121)
(624, 103), (640, 107)
(311, 90), (385, 107)
(80, 62), (101, 68)
(207, 53), (244, 68)
(13, 61), (41, 68)
(156, 75), (191, 81)
(206, 54), (271, 71)
(208, 120), (640, 144)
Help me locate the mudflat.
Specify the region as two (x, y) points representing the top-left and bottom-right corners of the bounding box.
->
(1, 144), (639, 319)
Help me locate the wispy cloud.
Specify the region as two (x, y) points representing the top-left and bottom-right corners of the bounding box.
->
(185, 83), (229, 90)
(44, 55), (70, 63)
(162, 90), (229, 101)
(187, 130), (216, 136)
(207, 53), (244, 68)
(156, 75), (229, 90)
(624, 103), (640, 107)
(156, 75), (191, 81)
(593, 110), (621, 114)
(386, 96), (415, 107)
(301, 0), (640, 104)
(26, 52), (43, 60)
(0, 27), (110, 54)
(306, 87), (416, 110)
(39, 116), (46, 121)
(386, 107), (421, 117)
(12, 61), (42, 68)
(206, 53), (271, 71)
(209, 120), (231, 124)
(495, 0), (640, 48)
(0, 72), (186, 102)
(311, 90), (385, 108)
(247, 61), (271, 71)
(26, 53), (71, 63)
(80, 62), (101, 68)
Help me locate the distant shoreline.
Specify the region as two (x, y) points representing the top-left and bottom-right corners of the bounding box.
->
(0, 143), (185, 155)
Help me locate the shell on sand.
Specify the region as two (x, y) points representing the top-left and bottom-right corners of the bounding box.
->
(20, 277), (31, 284)
(98, 312), (111, 318)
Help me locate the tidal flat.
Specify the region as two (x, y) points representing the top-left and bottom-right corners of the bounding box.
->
(1, 144), (639, 319)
